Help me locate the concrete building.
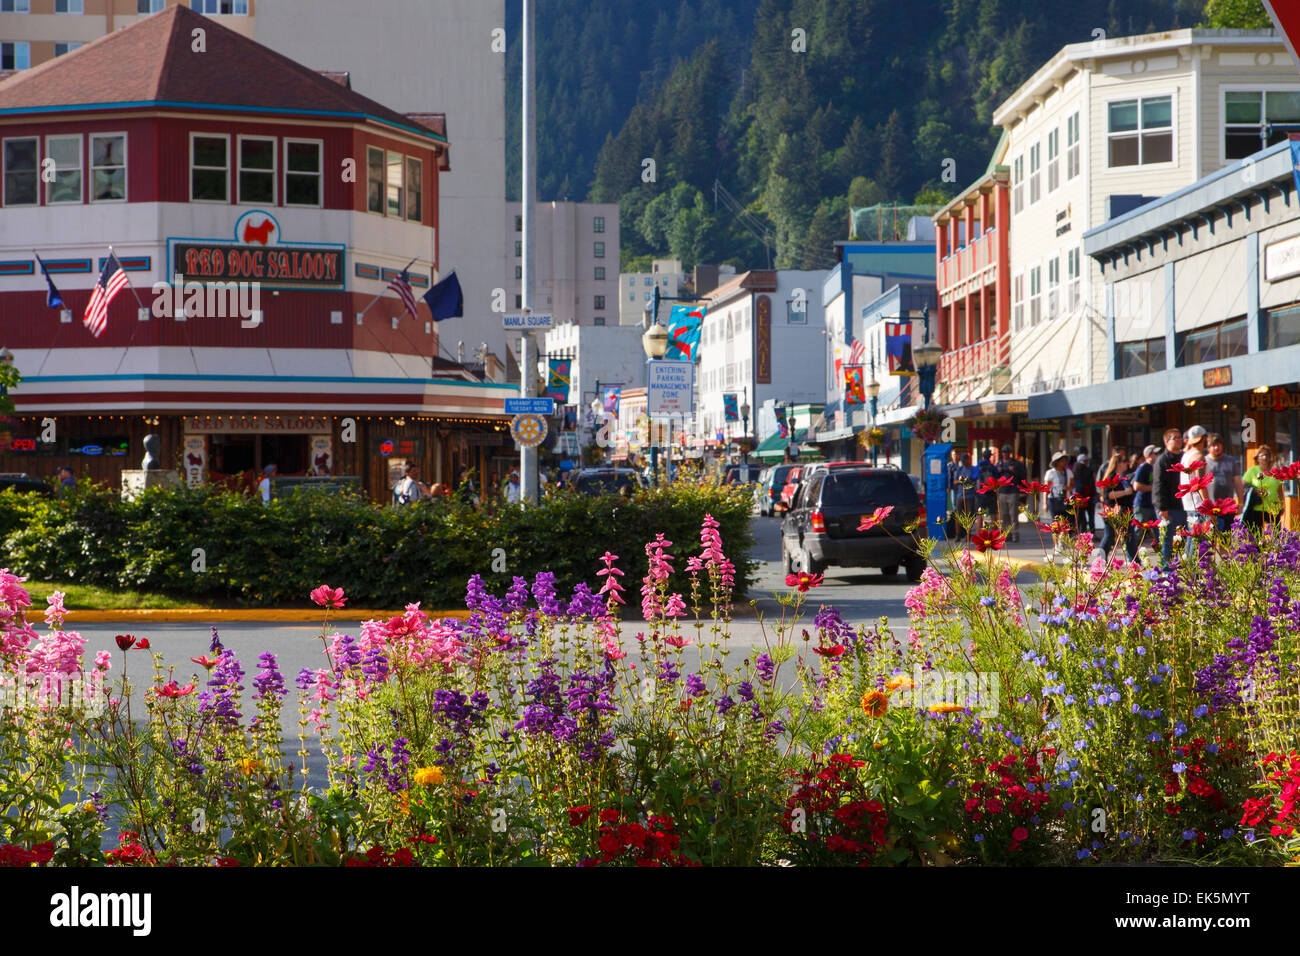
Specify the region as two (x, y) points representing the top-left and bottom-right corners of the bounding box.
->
(618, 258), (682, 326)
(504, 200), (620, 327)
(693, 269), (826, 455)
(540, 319), (646, 452)
(993, 27), (1295, 409)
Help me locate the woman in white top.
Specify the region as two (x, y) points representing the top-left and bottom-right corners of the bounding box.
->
(1179, 425), (1209, 519)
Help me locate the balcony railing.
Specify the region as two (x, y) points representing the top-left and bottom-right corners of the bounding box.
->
(938, 331), (1011, 395)
(938, 227), (997, 294)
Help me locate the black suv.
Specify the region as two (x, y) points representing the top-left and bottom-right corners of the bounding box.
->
(0, 474), (54, 497)
(571, 468), (642, 496)
(780, 466), (925, 580)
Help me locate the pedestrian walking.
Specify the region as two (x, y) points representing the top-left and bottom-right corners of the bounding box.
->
(1205, 433), (1244, 532)
(1097, 448), (1134, 557)
(994, 444), (1027, 542)
(394, 462), (430, 506)
(1152, 428), (1186, 567)
(1043, 451), (1070, 551)
(258, 463), (276, 506)
(503, 469), (521, 505)
(1242, 445), (1286, 534)
(1072, 448), (1096, 538)
(975, 448), (997, 533)
(56, 466), (76, 497)
(1128, 444), (1160, 560)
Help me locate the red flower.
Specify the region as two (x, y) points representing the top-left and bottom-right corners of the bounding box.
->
(969, 527), (1007, 553)
(812, 644), (846, 657)
(214, 857), (241, 867)
(1066, 493), (1092, 508)
(598, 808), (620, 823)
(1020, 479), (1051, 495)
(856, 505), (894, 531)
(618, 823), (648, 849)
(114, 634), (136, 651)
(976, 475), (1015, 495)
(136, 638), (150, 650)
(191, 655), (220, 670)
(1095, 475), (1121, 490)
(1197, 498), (1237, 518)
(1130, 518), (1161, 528)
(1012, 826), (1029, 842)
(1175, 474), (1213, 498)
(785, 571), (824, 593)
(310, 584), (347, 609)
(1167, 460), (1206, 473)
(155, 681), (195, 698)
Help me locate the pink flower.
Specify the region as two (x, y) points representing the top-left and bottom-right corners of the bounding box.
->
(664, 635), (692, 648)
(663, 593), (686, 618)
(44, 591), (66, 627)
(856, 505), (894, 532)
(310, 585), (347, 609)
(94, 650), (112, 671)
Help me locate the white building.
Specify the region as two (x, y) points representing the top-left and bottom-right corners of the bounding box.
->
(694, 270), (826, 446)
(252, 0), (509, 361)
(995, 27), (1295, 399)
(504, 201), (620, 327)
(541, 321), (646, 413)
(618, 258), (683, 325)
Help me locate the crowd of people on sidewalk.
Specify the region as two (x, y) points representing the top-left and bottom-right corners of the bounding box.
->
(944, 426), (1288, 566)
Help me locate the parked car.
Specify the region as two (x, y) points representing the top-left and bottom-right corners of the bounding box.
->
(722, 463), (763, 486)
(781, 466), (925, 580)
(571, 468), (643, 496)
(0, 474), (54, 497)
(778, 466), (804, 512)
(758, 463), (798, 516)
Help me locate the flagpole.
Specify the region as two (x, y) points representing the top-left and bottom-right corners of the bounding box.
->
(358, 255), (421, 318)
(107, 245), (149, 313)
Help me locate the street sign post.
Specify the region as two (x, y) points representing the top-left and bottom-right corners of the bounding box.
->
(647, 360), (694, 418)
(503, 313), (554, 330)
(505, 397), (555, 415)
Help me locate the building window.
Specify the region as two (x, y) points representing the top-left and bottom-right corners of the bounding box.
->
(644, 277), (653, 286)
(1028, 142), (1041, 205)
(236, 136), (275, 204)
(1066, 111), (1081, 179)
(1047, 127), (1060, 193)
(515, 241), (522, 258)
(594, 295), (606, 310)
(593, 216), (605, 233)
(628, 292), (635, 301)
(1, 1), (30, 12)
(1108, 95), (1173, 167)
(386, 150), (403, 217)
(1012, 274), (1024, 332)
(54, 0), (82, 12)
(405, 156), (422, 220)
(284, 140), (321, 206)
(190, 134), (229, 202)
(192, 0), (250, 13)
(359, 146), (381, 214)
(514, 294), (522, 309)
(1029, 266), (1041, 326)
(514, 214), (522, 231)
(594, 316), (606, 326)
(1177, 317), (1247, 367)
(1, 42), (30, 71)
(53, 42), (82, 56)
(90, 133), (125, 201)
(594, 266), (605, 280)
(1266, 304), (1300, 350)
(593, 242), (605, 259)
(1012, 155), (1024, 214)
(1117, 337), (1167, 378)
(3, 137), (37, 206)
(139, 0), (165, 11)
(1224, 89), (1300, 160)
(788, 298), (807, 324)
(1066, 248), (1081, 310)
(43, 134), (81, 205)
(1046, 257), (1060, 319)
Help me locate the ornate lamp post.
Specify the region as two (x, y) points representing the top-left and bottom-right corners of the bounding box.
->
(915, 306), (943, 409)
(740, 387), (751, 465)
(642, 320), (669, 485)
(866, 354), (881, 467)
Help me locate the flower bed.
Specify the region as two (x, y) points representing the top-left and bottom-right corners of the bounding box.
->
(2, 513), (1298, 866)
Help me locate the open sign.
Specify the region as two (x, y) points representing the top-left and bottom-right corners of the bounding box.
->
(379, 440), (394, 457)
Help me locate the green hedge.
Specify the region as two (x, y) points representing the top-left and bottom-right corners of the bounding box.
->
(0, 482), (755, 609)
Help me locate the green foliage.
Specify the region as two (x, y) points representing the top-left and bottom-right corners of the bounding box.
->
(1200, 0), (1273, 29)
(2, 480), (755, 608)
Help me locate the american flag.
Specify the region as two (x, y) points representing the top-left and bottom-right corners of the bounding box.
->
(83, 253), (130, 338)
(848, 337), (865, 365)
(387, 269), (418, 319)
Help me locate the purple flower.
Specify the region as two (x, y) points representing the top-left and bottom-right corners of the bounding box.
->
(716, 694), (735, 715)
(685, 673), (707, 697)
(252, 651), (285, 702)
(755, 653), (775, 683)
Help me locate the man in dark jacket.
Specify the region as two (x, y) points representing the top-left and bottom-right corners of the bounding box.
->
(1071, 449), (1096, 536)
(1151, 427), (1185, 567)
(994, 445), (1028, 541)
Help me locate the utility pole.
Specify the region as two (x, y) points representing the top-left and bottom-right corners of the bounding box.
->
(520, 0), (538, 506)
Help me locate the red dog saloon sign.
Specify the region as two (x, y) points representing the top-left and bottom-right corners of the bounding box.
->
(169, 210), (345, 287)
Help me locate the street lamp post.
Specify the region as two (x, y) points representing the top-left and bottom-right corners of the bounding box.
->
(866, 353), (881, 466)
(740, 387), (750, 465)
(642, 320), (669, 486)
(915, 305), (943, 409)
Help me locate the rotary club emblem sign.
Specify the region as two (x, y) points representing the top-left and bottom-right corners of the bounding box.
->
(510, 413), (548, 448)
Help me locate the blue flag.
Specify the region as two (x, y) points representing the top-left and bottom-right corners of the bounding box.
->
(665, 303), (704, 361)
(422, 270), (463, 321)
(35, 254), (64, 309)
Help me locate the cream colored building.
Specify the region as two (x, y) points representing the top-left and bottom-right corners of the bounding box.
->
(996, 28), (1295, 400)
(504, 201), (620, 326)
(0, 1), (253, 70)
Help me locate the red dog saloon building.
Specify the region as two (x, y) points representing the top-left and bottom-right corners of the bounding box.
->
(0, 5), (515, 499)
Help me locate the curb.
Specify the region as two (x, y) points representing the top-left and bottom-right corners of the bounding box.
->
(66, 609), (475, 624)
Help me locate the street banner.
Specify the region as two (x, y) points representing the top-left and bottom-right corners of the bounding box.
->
(665, 303), (705, 361)
(886, 322), (915, 376)
(775, 405), (788, 438)
(544, 359), (571, 403)
(844, 366), (866, 406)
(602, 386), (621, 417)
(723, 393), (739, 422)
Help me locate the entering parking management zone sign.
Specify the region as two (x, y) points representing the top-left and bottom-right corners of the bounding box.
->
(647, 360), (694, 417)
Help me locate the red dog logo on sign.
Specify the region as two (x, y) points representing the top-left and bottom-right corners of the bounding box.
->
(234, 210), (280, 246)
(242, 218), (276, 245)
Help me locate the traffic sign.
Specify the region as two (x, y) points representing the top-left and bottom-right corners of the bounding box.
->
(510, 413), (548, 447)
(647, 359), (694, 418)
(505, 397), (555, 415)
(503, 312), (554, 330)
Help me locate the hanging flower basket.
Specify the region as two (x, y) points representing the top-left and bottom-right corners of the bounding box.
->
(908, 406), (945, 444)
(859, 427), (886, 449)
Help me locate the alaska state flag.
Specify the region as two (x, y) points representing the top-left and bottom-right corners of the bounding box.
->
(35, 255), (64, 309)
(665, 303), (705, 361)
(844, 366), (866, 406)
(422, 270), (464, 321)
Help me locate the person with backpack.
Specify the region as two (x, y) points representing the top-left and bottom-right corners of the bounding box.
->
(394, 462), (429, 506)
(1071, 449), (1096, 537)
(994, 444), (1027, 542)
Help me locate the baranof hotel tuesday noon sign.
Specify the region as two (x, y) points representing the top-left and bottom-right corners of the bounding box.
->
(169, 211), (345, 287)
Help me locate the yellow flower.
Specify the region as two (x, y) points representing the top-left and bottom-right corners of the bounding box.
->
(860, 691), (889, 718)
(237, 757), (262, 776)
(928, 703), (965, 714)
(82, 801), (95, 813)
(413, 766), (445, 786)
(885, 675), (915, 692)
(872, 741), (885, 750)
(397, 792), (411, 816)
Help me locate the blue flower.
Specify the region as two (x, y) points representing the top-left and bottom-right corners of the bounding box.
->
(1077, 849), (1091, 859)
(1173, 721), (1187, 737)
(980, 596), (996, 607)
(974, 834), (984, 842)
(1182, 830), (1195, 840)
(1172, 762), (1186, 773)
(1074, 739), (1086, 750)
(1222, 829), (1234, 839)
(1136, 646), (1146, 656)
(1194, 705), (1208, 718)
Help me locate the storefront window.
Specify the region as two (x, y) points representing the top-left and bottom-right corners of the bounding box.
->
(1116, 337), (1166, 378)
(1266, 304), (1300, 351)
(1177, 317), (1246, 367)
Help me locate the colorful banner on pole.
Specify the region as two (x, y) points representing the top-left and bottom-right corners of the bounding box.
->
(723, 393), (739, 422)
(544, 359), (571, 403)
(844, 366), (866, 406)
(665, 303), (705, 361)
(885, 322), (915, 376)
(775, 405), (788, 438)
(602, 386), (621, 417)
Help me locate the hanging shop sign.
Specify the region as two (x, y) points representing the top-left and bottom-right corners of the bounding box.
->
(1202, 366), (1233, 389)
(1084, 408), (1150, 425)
(755, 295), (772, 383)
(1016, 418), (1064, 432)
(169, 211), (345, 288)
(184, 415), (332, 434)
